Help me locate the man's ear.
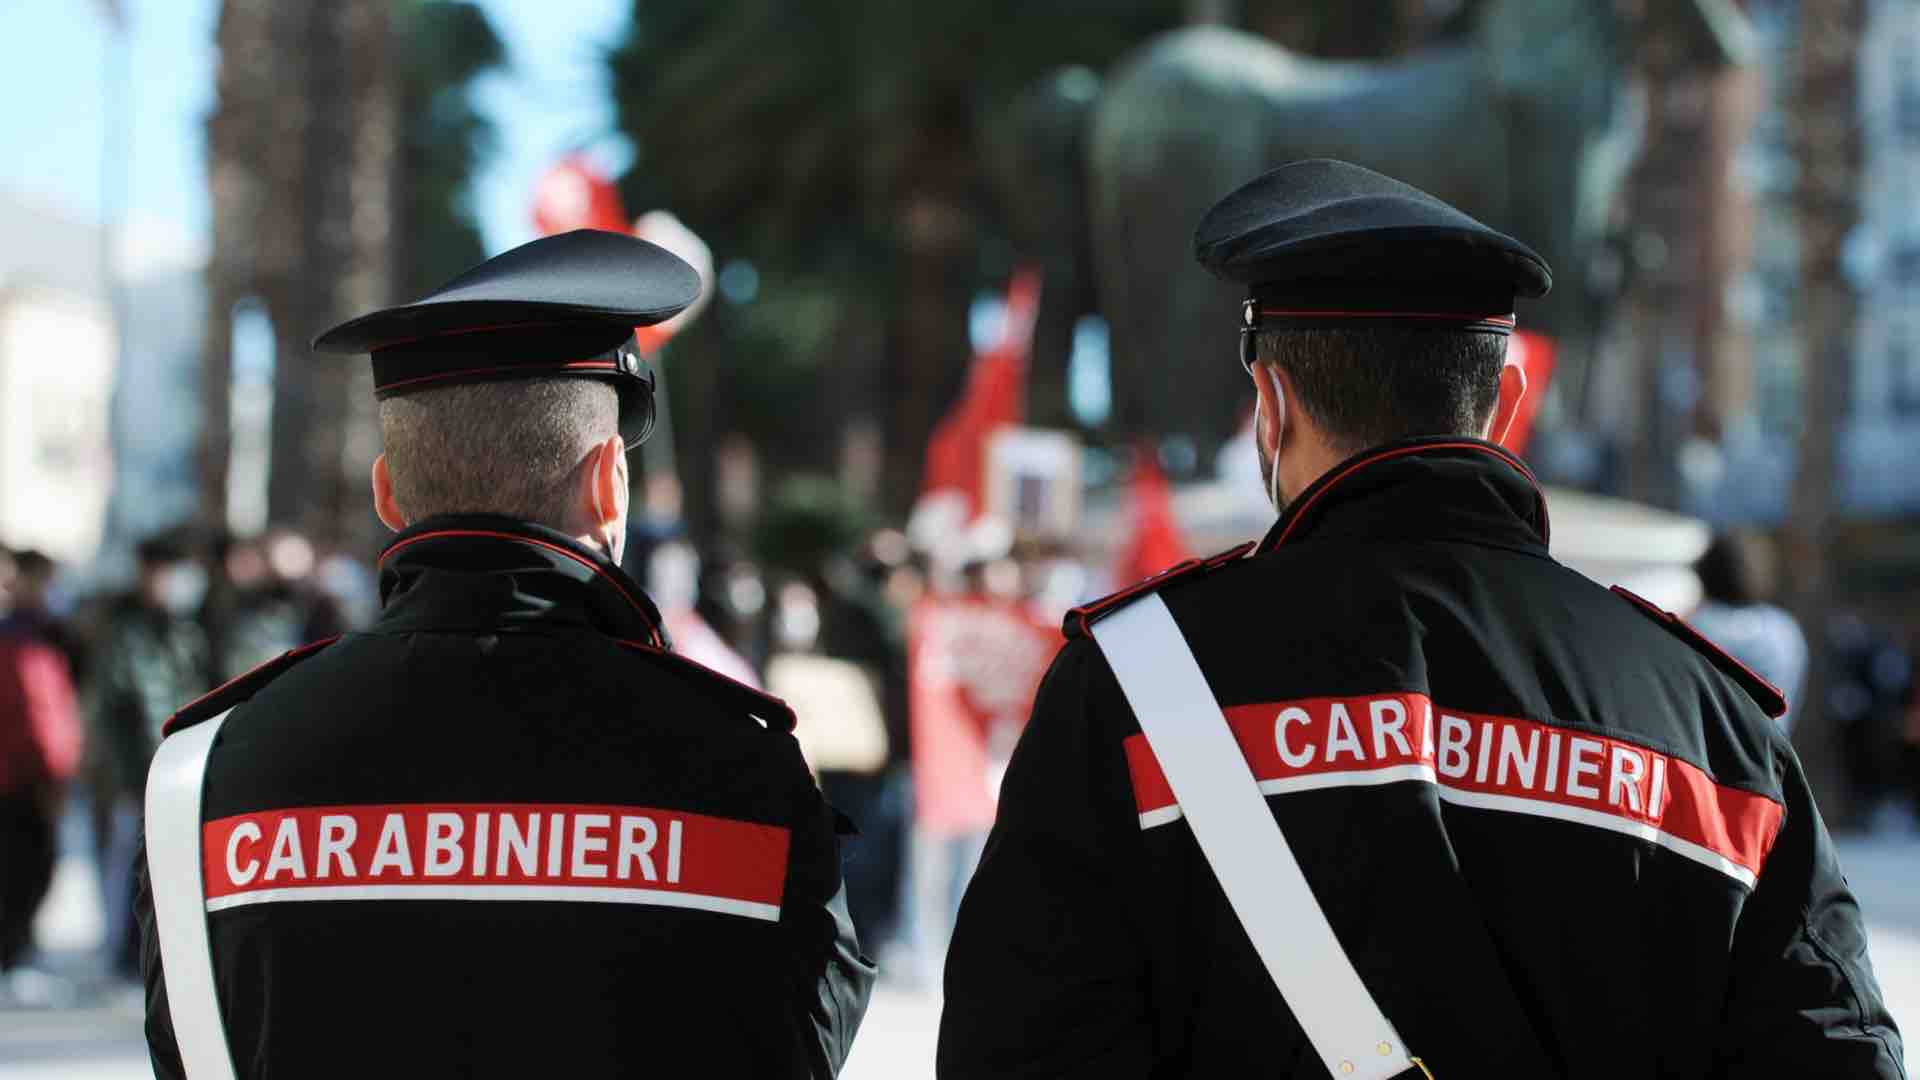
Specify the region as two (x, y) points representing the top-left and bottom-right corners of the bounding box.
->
(1487, 359), (1530, 447)
(585, 434), (629, 529)
(371, 454), (407, 532)
(1250, 361), (1286, 461)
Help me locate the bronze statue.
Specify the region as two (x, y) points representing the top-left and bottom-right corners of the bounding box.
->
(998, 0), (1751, 464)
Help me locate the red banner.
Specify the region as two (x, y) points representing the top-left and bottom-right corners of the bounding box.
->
(531, 156), (628, 236)
(909, 595), (1061, 833)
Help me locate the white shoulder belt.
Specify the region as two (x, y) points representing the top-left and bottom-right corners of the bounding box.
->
(1090, 594), (1431, 1080)
(145, 711), (241, 1080)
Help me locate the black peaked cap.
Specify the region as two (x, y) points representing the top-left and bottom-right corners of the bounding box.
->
(312, 229), (701, 447)
(1195, 160), (1551, 324)
(314, 229), (701, 354)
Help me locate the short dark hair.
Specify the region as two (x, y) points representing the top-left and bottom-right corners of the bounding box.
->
(135, 529), (196, 567)
(1696, 531), (1775, 607)
(378, 378), (619, 530)
(1254, 327), (1507, 453)
(12, 550), (53, 578)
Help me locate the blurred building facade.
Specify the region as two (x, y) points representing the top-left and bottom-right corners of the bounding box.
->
(1689, 0), (1920, 524)
(0, 197), (206, 580)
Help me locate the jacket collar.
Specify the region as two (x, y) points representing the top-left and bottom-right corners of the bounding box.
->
(375, 514), (667, 647)
(1255, 436), (1551, 555)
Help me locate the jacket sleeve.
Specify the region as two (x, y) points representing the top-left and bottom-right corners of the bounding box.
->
(785, 749), (877, 1077)
(937, 640), (1154, 1080)
(134, 835), (188, 1080)
(1715, 742), (1907, 1077)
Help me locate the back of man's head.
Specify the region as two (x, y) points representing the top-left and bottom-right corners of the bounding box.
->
(378, 378), (619, 531)
(1696, 531), (1774, 608)
(1255, 326), (1506, 454)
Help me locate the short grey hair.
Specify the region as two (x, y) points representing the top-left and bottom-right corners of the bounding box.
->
(378, 378), (619, 530)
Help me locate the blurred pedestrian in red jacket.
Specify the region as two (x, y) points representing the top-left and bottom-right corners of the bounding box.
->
(0, 548), (82, 973)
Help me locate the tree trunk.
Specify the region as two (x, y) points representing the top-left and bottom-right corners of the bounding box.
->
(200, 0), (276, 535)
(884, 97), (981, 514)
(1694, 69), (1761, 440)
(1621, 62), (1756, 505)
(1785, 0), (1865, 818)
(205, 0), (394, 553)
(1185, 0), (1236, 26)
(887, 190), (977, 513)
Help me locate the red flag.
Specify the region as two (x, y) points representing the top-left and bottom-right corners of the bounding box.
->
(1501, 330), (1557, 456)
(630, 210), (715, 356)
(920, 267), (1043, 517)
(531, 156), (628, 236)
(1113, 446), (1191, 585)
(908, 593), (1061, 833)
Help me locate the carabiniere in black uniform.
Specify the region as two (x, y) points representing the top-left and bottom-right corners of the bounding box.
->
(938, 162), (1906, 1078)
(137, 231), (874, 1078)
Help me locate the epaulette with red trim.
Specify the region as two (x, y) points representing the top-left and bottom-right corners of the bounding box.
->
(1065, 541), (1258, 639)
(614, 640), (797, 733)
(1611, 587), (1788, 719)
(162, 636), (342, 737)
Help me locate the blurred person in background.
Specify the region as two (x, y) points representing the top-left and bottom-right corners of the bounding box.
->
(3, 549), (87, 685)
(263, 530), (347, 641)
(908, 515), (1059, 983)
(86, 529), (211, 978)
(648, 538), (761, 688)
(1828, 613), (1917, 830)
(756, 481), (912, 963)
(200, 529), (347, 681)
(1689, 531), (1807, 733)
(203, 533), (305, 681)
(0, 547), (81, 992)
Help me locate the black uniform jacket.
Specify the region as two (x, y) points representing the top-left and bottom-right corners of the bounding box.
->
(138, 516), (873, 1078)
(939, 439), (1905, 1080)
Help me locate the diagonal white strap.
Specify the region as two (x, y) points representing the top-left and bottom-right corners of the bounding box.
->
(1092, 595), (1417, 1080)
(145, 711), (240, 1080)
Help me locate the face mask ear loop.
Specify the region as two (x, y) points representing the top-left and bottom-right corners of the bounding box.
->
(1262, 364), (1287, 512)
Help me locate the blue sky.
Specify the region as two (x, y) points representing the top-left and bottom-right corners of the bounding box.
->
(0, 0), (631, 277)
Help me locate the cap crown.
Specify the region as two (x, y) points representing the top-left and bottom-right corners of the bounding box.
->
(313, 229), (703, 353)
(1194, 159), (1551, 303)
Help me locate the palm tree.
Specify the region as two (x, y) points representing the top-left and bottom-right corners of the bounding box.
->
(393, 1), (506, 299)
(608, 0), (1183, 514)
(203, 1), (395, 550)
(1785, 0), (1865, 814)
(204, 2), (501, 550)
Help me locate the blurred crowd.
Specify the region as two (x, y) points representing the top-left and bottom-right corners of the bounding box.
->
(2, 505), (1918, 1001)
(630, 479), (1093, 982)
(0, 526), (363, 1000)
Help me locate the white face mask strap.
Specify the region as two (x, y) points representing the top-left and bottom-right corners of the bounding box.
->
(1261, 364), (1287, 512)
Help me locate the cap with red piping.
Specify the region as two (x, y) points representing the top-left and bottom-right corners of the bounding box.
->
(312, 229), (702, 448)
(1194, 159), (1551, 343)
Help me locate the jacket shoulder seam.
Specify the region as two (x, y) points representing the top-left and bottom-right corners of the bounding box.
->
(612, 639), (797, 733)
(162, 635), (342, 736)
(1065, 541), (1255, 638)
(1609, 586), (1788, 719)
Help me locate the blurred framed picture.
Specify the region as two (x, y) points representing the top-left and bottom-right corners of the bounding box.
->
(985, 427), (1081, 542)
